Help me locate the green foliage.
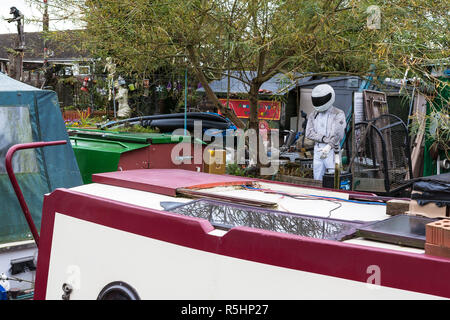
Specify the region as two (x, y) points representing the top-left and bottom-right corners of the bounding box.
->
(28, 0), (449, 80)
(427, 109), (449, 152)
(28, 0), (449, 131)
(226, 163), (258, 178)
(77, 109), (91, 127)
(63, 105), (78, 110)
(58, 77), (78, 86)
(409, 78), (449, 159)
(226, 163), (247, 176)
(106, 125), (160, 134)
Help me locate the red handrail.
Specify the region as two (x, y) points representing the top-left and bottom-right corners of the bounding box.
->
(5, 141), (67, 248)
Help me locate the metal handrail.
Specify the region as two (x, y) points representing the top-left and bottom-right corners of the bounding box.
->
(5, 141), (67, 247)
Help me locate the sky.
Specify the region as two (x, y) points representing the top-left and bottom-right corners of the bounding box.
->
(0, 0), (77, 34)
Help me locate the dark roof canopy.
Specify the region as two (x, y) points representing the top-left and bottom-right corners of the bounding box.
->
(0, 31), (89, 63)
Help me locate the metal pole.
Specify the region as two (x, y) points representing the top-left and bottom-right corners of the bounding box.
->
(406, 86), (416, 131)
(184, 68), (187, 135)
(41, 0), (50, 89)
(5, 141), (67, 248)
(113, 79), (116, 118)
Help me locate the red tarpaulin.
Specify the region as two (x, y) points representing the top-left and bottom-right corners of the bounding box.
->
(219, 99), (281, 120)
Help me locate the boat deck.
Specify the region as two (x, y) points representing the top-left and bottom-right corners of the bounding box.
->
(70, 169), (424, 254)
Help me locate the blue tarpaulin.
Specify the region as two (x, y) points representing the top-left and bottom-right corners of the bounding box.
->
(0, 72), (82, 244)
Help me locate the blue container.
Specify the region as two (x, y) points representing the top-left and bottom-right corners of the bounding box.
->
(322, 171), (353, 191)
(0, 285), (7, 300)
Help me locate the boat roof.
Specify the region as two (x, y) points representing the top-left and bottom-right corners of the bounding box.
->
(0, 71), (40, 91)
(68, 169), (426, 255)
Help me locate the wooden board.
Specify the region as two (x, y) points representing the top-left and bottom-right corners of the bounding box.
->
(363, 90), (393, 168)
(408, 93), (427, 179)
(386, 199), (411, 216)
(363, 90), (389, 120)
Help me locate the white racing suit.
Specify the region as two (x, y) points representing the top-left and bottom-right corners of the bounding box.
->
(305, 106), (346, 181)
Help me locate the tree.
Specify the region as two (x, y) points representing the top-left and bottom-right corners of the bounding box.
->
(27, 0), (449, 140)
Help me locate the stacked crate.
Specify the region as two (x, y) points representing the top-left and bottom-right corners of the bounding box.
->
(425, 219), (450, 258)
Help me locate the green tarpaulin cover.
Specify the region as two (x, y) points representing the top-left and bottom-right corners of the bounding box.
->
(0, 72), (82, 244)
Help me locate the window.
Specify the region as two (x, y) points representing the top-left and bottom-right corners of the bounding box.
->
(0, 107), (38, 173)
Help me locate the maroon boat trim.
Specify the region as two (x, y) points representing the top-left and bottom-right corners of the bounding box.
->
(5, 141), (67, 247)
(34, 188), (450, 299)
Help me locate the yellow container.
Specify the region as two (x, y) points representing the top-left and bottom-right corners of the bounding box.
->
(204, 149), (226, 174)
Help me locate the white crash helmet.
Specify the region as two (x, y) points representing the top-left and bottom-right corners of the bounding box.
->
(311, 84), (335, 112)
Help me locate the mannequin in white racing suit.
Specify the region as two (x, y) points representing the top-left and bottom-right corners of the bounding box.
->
(305, 84), (346, 181)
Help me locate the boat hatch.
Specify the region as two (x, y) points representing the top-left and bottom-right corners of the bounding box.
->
(356, 215), (438, 249)
(167, 199), (365, 241)
(92, 169), (255, 196)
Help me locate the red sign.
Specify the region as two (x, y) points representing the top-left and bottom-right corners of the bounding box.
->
(219, 99), (281, 121)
